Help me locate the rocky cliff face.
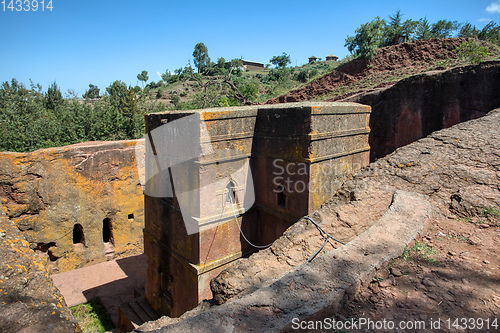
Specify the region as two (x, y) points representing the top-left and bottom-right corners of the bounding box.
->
(0, 140), (145, 273)
(343, 61), (500, 161)
(0, 206), (81, 332)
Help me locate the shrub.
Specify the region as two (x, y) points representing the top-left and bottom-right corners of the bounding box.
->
(456, 40), (490, 64)
(170, 95), (180, 105)
(296, 69), (309, 83)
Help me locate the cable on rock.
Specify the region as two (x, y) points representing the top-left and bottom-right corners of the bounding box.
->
(301, 216), (346, 266)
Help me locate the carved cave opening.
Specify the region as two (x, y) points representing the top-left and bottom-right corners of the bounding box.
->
(72, 224), (85, 245)
(103, 218), (114, 245)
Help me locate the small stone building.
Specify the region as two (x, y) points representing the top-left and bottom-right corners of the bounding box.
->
(308, 56), (318, 63)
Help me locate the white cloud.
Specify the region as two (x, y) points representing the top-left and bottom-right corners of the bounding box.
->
(157, 71), (162, 79)
(486, 1), (500, 14)
(479, 17), (493, 22)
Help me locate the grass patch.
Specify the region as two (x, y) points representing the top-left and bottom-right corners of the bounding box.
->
(482, 207), (500, 217)
(70, 298), (114, 333)
(401, 241), (438, 264)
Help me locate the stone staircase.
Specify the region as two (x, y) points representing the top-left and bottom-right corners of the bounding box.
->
(118, 296), (160, 332)
(104, 242), (115, 261)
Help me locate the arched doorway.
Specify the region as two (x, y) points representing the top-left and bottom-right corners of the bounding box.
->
(103, 218), (115, 260)
(102, 218), (114, 245)
(72, 224), (85, 245)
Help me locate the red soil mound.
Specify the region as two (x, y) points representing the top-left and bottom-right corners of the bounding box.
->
(264, 38), (469, 104)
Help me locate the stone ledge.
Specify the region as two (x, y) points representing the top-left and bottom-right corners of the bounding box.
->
(140, 190), (435, 332)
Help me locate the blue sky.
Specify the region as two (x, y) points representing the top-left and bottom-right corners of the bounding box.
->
(1, 0), (499, 97)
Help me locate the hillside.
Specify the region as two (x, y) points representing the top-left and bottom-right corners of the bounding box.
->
(3, 38), (497, 154)
(151, 38), (500, 110)
(264, 38), (500, 104)
(151, 59), (341, 108)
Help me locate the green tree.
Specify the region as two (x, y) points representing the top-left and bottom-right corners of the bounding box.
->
(345, 17), (385, 61)
(161, 70), (172, 82)
(45, 81), (63, 110)
(137, 70), (149, 88)
(0, 78), (165, 152)
(217, 57), (226, 68)
(120, 87), (140, 138)
(459, 22), (479, 38)
(478, 21), (500, 45)
(193, 43), (209, 74)
(296, 69), (310, 83)
(269, 52), (291, 68)
(460, 21), (500, 45)
(415, 18), (433, 40)
(106, 80), (129, 108)
(82, 84), (100, 99)
(456, 40), (490, 64)
(228, 58), (244, 75)
(430, 20), (460, 38)
(103, 81), (141, 139)
(383, 10), (417, 46)
(239, 82), (259, 101)
(205, 57), (228, 76)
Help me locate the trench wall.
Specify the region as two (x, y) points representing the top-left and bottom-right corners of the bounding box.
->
(345, 61), (500, 161)
(0, 140), (145, 273)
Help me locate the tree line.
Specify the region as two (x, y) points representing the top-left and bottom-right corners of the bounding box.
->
(345, 11), (500, 60)
(0, 46), (308, 152)
(0, 79), (164, 152)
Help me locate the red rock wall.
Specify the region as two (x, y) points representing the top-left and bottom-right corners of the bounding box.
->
(345, 61), (500, 161)
(0, 140), (145, 273)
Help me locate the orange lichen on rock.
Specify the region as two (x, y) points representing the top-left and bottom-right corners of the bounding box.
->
(0, 139), (145, 273)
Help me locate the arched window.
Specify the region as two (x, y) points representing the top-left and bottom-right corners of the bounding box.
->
(225, 181), (238, 205)
(103, 218), (114, 244)
(73, 224), (85, 245)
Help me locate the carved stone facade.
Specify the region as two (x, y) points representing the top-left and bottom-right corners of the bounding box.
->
(143, 102), (371, 317)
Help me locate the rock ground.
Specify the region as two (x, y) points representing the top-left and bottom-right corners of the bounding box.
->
(305, 108), (500, 332)
(210, 187), (393, 305)
(138, 190), (436, 332)
(338, 215), (500, 333)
